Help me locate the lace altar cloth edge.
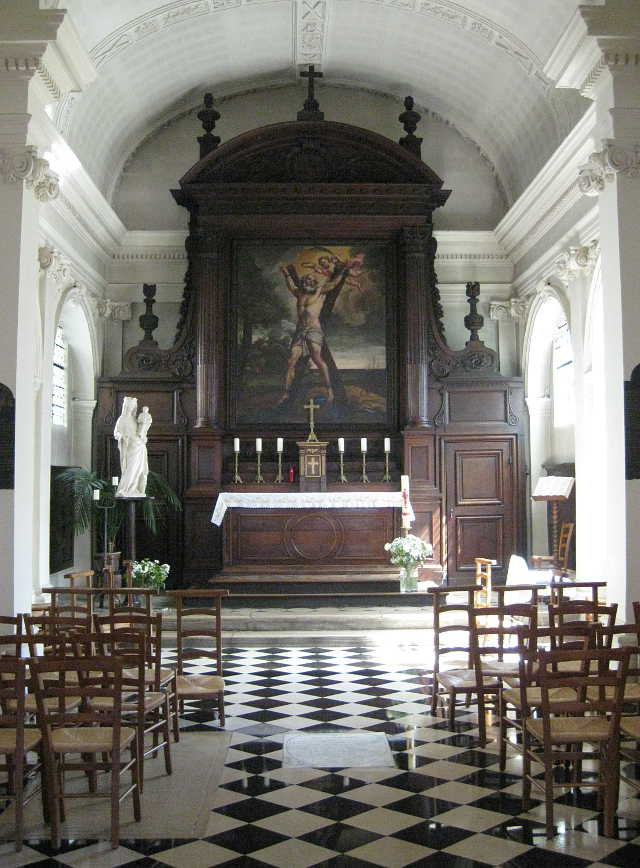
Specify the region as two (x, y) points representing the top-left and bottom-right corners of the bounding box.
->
(211, 491), (415, 525)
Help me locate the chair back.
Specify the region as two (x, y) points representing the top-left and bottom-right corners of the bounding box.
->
(473, 559), (496, 607)
(431, 586), (478, 676)
(56, 570), (95, 619)
(23, 613), (91, 658)
(94, 612), (162, 689)
(471, 604), (537, 673)
(548, 600), (617, 632)
(0, 656), (27, 730)
(169, 590), (227, 676)
(556, 521), (574, 570)
(0, 614), (23, 657)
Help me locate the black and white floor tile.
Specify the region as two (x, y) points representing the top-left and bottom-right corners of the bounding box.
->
(6, 642), (640, 867)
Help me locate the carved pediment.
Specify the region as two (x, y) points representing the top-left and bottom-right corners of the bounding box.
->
(178, 121), (446, 188)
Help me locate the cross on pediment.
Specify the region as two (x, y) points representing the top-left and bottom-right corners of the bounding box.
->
(304, 397), (319, 441)
(297, 64), (325, 121)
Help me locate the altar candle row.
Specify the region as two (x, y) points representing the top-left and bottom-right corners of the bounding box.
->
(234, 437), (394, 453)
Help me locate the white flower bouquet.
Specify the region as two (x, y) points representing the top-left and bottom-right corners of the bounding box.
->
(131, 558), (170, 591)
(384, 534), (433, 568)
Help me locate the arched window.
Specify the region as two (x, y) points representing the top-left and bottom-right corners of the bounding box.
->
(552, 319), (574, 428)
(51, 324), (68, 427)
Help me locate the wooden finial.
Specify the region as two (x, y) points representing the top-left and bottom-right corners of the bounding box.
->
(197, 92), (221, 158)
(139, 284), (159, 346)
(464, 282), (484, 343)
(399, 96), (423, 159)
(297, 65), (324, 121)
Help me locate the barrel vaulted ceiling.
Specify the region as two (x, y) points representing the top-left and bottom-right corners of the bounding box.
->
(46, 0), (590, 207)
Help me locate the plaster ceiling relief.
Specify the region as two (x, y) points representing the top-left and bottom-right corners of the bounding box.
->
(54, 0), (588, 204)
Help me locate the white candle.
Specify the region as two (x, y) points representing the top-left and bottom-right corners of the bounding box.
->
(277, 437), (283, 453)
(360, 438), (367, 453)
(338, 437), (345, 453)
(256, 438), (262, 453)
(233, 437), (240, 453)
(402, 513), (411, 529)
(401, 474), (410, 493)
(111, 476), (119, 486)
(384, 437), (391, 453)
(92, 489), (100, 501)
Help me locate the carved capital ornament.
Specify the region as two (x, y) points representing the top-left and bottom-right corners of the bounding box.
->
(578, 141), (640, 197)
(0, 146), (60, 201)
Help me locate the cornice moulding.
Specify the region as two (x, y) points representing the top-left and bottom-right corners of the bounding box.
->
(544, 8), (602, 93)
(495, 104), (596, 264)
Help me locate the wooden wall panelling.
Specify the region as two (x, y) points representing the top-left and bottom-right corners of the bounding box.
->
(183, 498), (222, 580)
(403, 431), (437, 490)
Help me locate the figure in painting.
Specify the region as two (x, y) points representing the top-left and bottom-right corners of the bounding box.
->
(114, 397), (152, 498)
(277, 254), (359, 407)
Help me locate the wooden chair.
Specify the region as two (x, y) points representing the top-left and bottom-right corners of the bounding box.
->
(498, 623), (595, 772)
(548, 599), (617, 632)
(531, 520), (574, 574)
(94, 612), (178, 739)
(0, 657), (44, 850)
(474, 558), (496, 607)
(59, 570), (95, 620)
(521, 645), (630, 838)
(430, 584), (482, 724)
(87, 630), (172, 792)
(31, 655), (141, 849)
(168, 589), (228, 730)
(470, 604), (537, 747)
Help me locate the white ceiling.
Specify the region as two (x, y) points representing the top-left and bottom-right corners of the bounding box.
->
(48, 0), (590, 206)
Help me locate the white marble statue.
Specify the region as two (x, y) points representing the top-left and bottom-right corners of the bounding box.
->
(114, 396), (152, 498)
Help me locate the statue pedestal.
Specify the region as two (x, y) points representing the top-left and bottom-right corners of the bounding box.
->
(297, 441), (328, 492)
(115, 495), (148, 562)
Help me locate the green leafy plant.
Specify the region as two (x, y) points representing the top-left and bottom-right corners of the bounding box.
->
(56, 467), (181, 553)
(131, 558), (170, 591)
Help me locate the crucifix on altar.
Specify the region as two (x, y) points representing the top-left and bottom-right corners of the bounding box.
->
(297, 397), (328, 492)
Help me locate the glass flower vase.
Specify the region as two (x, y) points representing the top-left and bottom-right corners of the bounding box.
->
(399, 564), (419, 593)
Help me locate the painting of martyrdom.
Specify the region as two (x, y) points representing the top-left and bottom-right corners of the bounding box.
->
(233, 242), (390, 425)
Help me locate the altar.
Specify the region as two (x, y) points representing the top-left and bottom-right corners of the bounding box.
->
(212, 491), (414, 569)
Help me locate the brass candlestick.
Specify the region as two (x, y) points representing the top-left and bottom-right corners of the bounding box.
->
(382, 451), (391, 482)
(233, 452), (243, 484)
(276, 452), (283, 483)
(361, 453), (369, 484)
(256, 453), (264, 483)
(339, 453), (348, 483)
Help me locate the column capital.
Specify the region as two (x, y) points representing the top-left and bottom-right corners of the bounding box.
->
(489, 298), (526, 322)
(38, 245), (76, 292)
(552, 240), (600, 281)
(97, 298), (132, 321)
(578, 140), (640, 196)
(1, 145), (59, 200)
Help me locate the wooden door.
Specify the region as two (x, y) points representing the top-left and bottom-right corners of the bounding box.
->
(444, 438), (516, 583)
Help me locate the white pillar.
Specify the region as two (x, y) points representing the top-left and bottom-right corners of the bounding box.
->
(573, 1), (640, 617)
(526, 395), (553, 556)
(489, 299), (525, 377)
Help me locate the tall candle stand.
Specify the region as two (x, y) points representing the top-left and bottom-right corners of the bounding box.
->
(382, 449), (391, 482)
(361, 452), (369, 484)
(275, 450), (284, 483)
(233, 452), (243, 484)
(255, 453), (265, 483)
(338, 453), (348, 483)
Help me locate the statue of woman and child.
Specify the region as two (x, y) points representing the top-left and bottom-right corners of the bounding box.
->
(113, 396), (152, 498)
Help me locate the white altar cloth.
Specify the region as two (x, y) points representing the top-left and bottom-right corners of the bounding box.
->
(211, 491), (415, 526)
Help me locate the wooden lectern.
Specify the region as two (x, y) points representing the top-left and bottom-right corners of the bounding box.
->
(531, 476), (574, 564)
(297, 440), (328, 492)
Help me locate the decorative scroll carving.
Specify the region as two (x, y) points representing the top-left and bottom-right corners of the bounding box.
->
(123, 283), (195, 378)
(578, 141), (640, 197)
(552, 240), (599, 283)
(489, 298), (526, 321)
(38, 246), (77, 293)
(0, 147), (59, 200)
(97, 299), (132, 321)
(428, 281), (498, 379)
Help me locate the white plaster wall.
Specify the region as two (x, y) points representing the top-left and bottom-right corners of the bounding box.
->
(112, 85), (506, 232)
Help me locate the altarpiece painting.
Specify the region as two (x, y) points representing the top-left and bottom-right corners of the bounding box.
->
(231, 241), (393, 426)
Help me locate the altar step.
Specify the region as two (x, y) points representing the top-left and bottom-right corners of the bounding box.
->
(206, 569), (437, 606)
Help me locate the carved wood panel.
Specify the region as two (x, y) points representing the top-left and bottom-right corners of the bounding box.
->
(225, 507), (395, 567)
(444, 438), (515, 581)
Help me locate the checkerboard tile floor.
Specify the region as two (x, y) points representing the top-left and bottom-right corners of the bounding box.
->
(8, 643), (640, 866)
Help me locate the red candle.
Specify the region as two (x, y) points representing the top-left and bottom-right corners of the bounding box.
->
(288, 466), (295, 482)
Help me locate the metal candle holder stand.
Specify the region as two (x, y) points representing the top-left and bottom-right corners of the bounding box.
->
(276, 451), (283, 483)
(361, 453), (369, 484)
(233, 452), (243, 484)
(95, 488), (117, 560)
(255, 453), (264, 483)
(382, 450), (391, 482)
(338, 453), (348, 483)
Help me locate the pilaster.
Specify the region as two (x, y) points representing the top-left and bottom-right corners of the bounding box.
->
(489, 298), (525, 377)
(573, 0), (640, 617)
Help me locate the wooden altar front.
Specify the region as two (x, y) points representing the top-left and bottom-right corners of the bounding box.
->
(93, 88), (526, 589)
